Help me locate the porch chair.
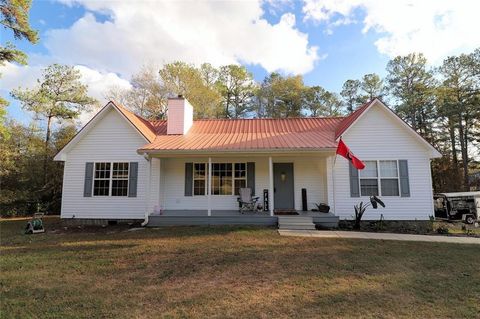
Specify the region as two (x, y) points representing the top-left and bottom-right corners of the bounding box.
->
(237, 188), (260, 214)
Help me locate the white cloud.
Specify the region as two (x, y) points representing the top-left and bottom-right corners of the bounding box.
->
(46, 0), (319, 76)
(303, 0), (480, 62)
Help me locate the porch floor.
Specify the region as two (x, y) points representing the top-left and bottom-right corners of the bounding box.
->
(147, 210), (339, 227)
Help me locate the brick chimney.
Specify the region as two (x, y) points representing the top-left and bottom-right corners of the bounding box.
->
(167, 95), (193, 135)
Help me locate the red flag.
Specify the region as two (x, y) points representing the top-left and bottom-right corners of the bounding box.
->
(336, 139), (365, 170)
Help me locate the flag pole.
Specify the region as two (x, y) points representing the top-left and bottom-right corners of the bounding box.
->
(333, 136), (341, 167)
(332, 153), (336, 216)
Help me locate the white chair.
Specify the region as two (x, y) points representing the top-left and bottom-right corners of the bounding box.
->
(237, 188), (259, 214)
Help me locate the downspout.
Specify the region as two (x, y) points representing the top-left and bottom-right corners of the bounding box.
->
(141, 154), (151, 227)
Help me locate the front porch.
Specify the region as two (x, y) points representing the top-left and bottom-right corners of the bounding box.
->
(144, 153), (339, 227)
(147, 210), (339, 227)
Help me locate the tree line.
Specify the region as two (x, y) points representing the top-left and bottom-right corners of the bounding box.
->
(105, 62), (386, 119)
(0, 1), (478, 215)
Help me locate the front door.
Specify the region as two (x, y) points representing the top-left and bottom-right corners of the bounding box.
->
(273, 163), (295, 210)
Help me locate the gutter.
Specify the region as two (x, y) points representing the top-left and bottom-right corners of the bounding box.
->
(136, 148), (337, 156)
(141, 155), (152, 227)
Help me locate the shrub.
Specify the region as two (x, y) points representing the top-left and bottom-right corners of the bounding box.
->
(436, 225), (450, 234)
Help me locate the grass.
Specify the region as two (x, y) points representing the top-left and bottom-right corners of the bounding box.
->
(1, 217), (479, 319)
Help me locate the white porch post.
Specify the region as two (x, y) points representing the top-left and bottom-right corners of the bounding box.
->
(208, 157), (212, 216)
(268, 156), (274, 216)
(142, 155), (152, 226)
(158, 158), (162, 213)
(326, 156), (336, 214)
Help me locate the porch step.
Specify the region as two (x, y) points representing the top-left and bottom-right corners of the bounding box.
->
(277, 216), (316, 230)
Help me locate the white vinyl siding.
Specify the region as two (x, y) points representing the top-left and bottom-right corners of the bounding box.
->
(60, 108), (148, 219)
(332, 102), (435, 220)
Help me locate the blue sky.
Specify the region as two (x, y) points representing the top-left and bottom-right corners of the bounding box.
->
(1, 0), (478, 123)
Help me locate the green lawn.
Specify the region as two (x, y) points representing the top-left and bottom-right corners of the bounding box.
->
(1, 217), (479, 319)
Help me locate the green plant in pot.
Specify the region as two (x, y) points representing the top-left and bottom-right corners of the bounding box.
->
(314, 203), (330, 213)
(353, 196), (385, 230)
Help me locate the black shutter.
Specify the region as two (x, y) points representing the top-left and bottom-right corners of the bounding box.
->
(84, 162), (94, 197)
(128, 162), (138, 197)
(185, 162), (193, 196)
(399, 160), (410, 197)
(247, 162), (255, 195)
(349, 162), (360, 197)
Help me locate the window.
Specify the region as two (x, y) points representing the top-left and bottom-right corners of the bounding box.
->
(194, 162), (247, 196)
(94, 162), (111, 196)
(212, 163), (232, 195)
(360, 161), (378, 196)
(379, 160), (399, 196)
(93, 162), (129, 196)
(112, 162), (129, 196)
(359, 160), (399, 197)
(234, 163), (247, 195)
(193, 163), (206, 195)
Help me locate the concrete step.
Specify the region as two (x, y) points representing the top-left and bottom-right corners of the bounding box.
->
(279, 224), (316, 230)
(278, 216), (315, 230)
(279, 219), (313, 222)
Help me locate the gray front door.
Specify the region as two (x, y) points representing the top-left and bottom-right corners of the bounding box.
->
(273, 163), (294, 210)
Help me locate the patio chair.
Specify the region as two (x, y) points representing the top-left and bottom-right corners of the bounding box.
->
(237, 188), (260, 214)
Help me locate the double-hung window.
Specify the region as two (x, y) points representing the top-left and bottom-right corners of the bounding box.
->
(111, 163), (129, 196)
(193, 163), (207, 195)
(359, 160), (400, 196)
(93, 162), (129, 196)
(212, 163), (233, 195)
(233, 163), (247, 195)
(94, 163), (111, 196)
(379, 160), (399, 196)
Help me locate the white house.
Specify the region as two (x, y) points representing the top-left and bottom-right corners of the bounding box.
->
(54, 97), (441, 227)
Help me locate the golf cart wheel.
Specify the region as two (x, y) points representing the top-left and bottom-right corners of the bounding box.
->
(465, 215), (475, 224)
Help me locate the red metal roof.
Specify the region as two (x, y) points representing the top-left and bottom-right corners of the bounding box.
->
(114, 100), (378, 152)
(139, 118), (343, 152)
(113, 102), (157, 142)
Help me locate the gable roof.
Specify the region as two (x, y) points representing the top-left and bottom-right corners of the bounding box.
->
(139, 117), (343, 152)
(114, 103), (157, 142)
(54, 101), (156, 161)
(335, 99), (375, 139)
(335, 98), (441, 157)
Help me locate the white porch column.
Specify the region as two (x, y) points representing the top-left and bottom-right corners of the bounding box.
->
(268, 156), (274, 216)
(326, 156), (335, 214)
(147, 157), (161, 214)
(157, 158), (162, 213)
(143, 155), (152, 225)
(208, 157), (212, 216)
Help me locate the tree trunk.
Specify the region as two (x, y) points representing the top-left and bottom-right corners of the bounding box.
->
(448, 116), (459, 169)
(457, 116), (469, 191)
(43, 115), (53, 186)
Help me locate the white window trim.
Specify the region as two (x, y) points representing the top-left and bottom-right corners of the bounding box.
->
(233, 163), (247, 196)
(192, 162), (248, 197)
(193, 163), (207, 196)
(359, 160), (401, 197)
(92, 161), (130, 197)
